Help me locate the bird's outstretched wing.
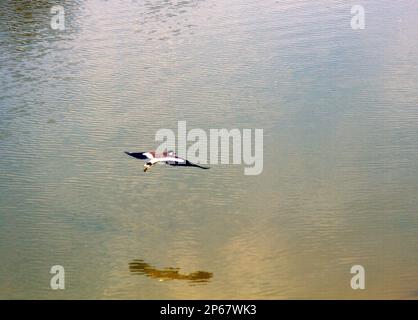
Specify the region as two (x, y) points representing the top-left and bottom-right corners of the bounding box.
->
(167, 159), (210, 169)
(125, 151), (153, 160)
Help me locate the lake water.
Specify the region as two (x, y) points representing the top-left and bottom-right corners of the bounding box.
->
(0, 0), (417, 299)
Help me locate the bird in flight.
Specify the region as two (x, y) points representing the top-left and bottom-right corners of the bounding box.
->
(125, 150), (210, 172)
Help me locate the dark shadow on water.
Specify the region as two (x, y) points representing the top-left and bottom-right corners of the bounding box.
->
(129, 259), (213, 285)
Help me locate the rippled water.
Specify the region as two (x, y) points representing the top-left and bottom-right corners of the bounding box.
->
(1, 0), (418, 299)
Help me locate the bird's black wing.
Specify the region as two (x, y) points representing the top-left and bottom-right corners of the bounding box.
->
(167, 159), (209, 169)
(125, 152), (149, 160)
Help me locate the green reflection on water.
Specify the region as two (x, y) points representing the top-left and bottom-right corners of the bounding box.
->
(129, 259), (213, 284)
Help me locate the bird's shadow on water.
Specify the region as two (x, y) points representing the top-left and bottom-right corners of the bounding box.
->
(129, 259), (213, 285)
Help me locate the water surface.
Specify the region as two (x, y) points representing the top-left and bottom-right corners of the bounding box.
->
(0, 0), (418, 299)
